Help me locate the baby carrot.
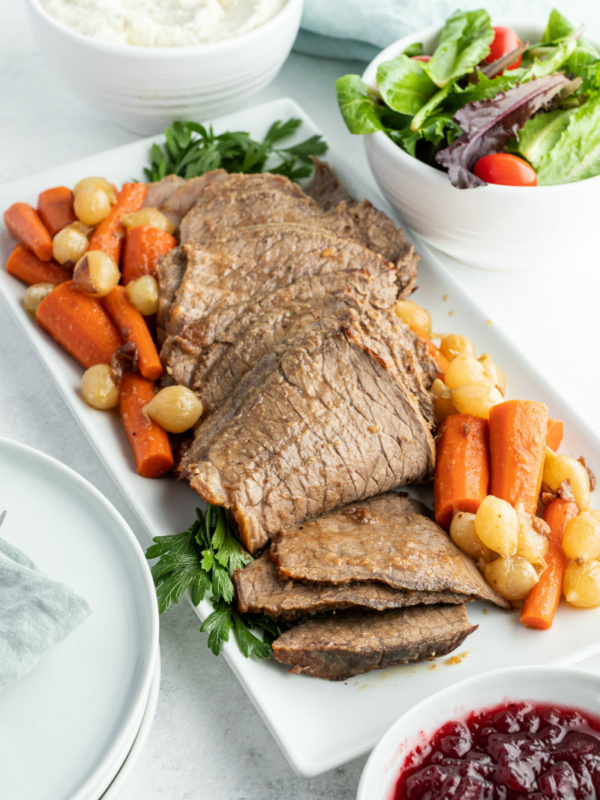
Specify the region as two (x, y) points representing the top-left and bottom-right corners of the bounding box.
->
(546, 418), (564, 452)
(119, 372), (174, 478)
(520, 498), (579, 629)
(102, 286), (162, 380)
(87, 182), (147, 264)
(37, 186), (76, 237)
(6, 244), (70, 286)
(489, 400), (549, 514)
(121, 226), (177, 284)
(434, 413), (490, 529)
(4, 202), (53, 261)
(36, 281), (123, 369)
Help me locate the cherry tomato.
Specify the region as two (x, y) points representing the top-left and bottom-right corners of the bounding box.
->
(411, 55), (431, 62)
(485, 26), (522, 70)
(473, 153), (537, 187)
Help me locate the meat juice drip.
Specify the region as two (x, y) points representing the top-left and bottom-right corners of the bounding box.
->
(394, 702), (600, 800)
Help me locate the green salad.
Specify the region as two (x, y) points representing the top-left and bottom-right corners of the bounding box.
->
(336, 8), (600, 188)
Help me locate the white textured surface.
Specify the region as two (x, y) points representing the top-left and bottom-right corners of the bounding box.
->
(2, 1), (600, 798)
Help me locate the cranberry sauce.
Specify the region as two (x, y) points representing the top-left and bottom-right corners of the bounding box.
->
(394, 701), (600, 799)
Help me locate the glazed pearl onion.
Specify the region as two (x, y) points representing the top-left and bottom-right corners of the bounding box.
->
(143, 386), (203, 433)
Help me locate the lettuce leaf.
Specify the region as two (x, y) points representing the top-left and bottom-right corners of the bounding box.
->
(535, 95), (600, 184)
(424, 9), (495, 88)
(436, 73), (575, 188)
(509, 108), (574, 166)
(377, 56), (437, 116)
(335, 75), (384, 134)
(542, 8), (575, 42)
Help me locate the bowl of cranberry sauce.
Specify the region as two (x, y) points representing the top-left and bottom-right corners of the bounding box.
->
(357, 667), (600, 800)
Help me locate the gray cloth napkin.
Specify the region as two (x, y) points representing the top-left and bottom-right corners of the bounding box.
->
(296, 0), (600, 61)
(0, 535), (92, 691)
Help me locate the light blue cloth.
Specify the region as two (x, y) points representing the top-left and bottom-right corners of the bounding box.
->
(0, 535), (91, 691)
(296, 0), (600, 61)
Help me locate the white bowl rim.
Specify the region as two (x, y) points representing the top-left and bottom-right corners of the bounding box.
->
(358, 663), (600, 800)
(25, 0), (302, 57)
(361, 18), (600, 193)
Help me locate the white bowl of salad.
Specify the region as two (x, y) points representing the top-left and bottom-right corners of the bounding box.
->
(337, 9), (600, 271)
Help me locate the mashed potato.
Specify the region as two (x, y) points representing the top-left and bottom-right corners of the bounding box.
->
(39, 0), (288, 46)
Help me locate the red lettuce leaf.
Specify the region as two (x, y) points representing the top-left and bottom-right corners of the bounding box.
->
(436, 74), (576, 188)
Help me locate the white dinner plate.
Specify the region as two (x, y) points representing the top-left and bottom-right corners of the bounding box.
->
(0, 438), (159, 800)
(1, 97), (600, 777)
(101, 650), (161, 799)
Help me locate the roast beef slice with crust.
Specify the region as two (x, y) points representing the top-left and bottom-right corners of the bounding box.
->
(303, 157), (355, 210)
(180, 318), (436, 554)
(179, 177), (417, 293)
(156, 246), (188, 345)
(177, 278), (436, 421)
(143, 174), (186, 210)
(159, 224), (397, 380)
(271, 604), (477, 681)
(270, 492), (508, 608)
(234, 553), (471, 621)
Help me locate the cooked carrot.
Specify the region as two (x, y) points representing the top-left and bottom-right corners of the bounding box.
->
(122, 226), (177, 284)
(87, 182), (147, 264)
(119, 372), (174, 478)
(102, 286), (162, 380)
(546, 418), (564, 452)
(488, 400), (549, 514)
(434, 413), (490, 529)
(6, 244), (70, 286)
(36, 281), (122, 369)
(520, 498), (579, 629)
(37, 186), (76, 237)
(4, 202), (53, 261)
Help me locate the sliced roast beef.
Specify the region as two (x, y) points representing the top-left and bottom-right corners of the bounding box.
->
(154, 170), (229, 226)
(270, 492), (508, 607)
(156, 246), (188, 346)
(303, 157), (355, 210)
(143, 174), (186, 210)
(180, 318), (435, 554)
(174, 276), (436, 420)
(271, 604), (477, 680)
(234, 553), (470, 621)
(160, 225), (398, 382)
(180, 174), (315, 243)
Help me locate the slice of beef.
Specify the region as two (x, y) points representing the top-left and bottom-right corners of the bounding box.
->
(156, 246), (188, 346)
(234, 553), (470, 621)
(157, 170), (229, 226)
(303, 157), (355, 210)
(180, 174), (314, 244)
(271, 604), (477, 680)
(177, 278), (436, 422)
(160, 225), (398, 381)
(143, 174), (186, 209)
(180, 318), (435, 554)
(270, 492), (508, 608)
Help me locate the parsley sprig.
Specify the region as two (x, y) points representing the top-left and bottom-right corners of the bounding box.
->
(144, 118), (328, 183)
(146, 506), (279, 659)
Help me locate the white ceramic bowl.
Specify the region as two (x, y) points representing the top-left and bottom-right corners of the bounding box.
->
(357, 665), (600, 799)
(362, 22), (600, 270)
(25, 0), (303, 135)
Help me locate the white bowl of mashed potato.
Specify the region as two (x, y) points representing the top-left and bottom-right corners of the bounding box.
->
(25, 0), (303, 134)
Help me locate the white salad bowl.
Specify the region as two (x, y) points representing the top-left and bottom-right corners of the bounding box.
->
(24, 0), (303, 135)
(361, 22), (600, 271)
(357, 665), (600, 799)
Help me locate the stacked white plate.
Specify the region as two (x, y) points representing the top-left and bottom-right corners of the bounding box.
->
(0, 438), (160, 800)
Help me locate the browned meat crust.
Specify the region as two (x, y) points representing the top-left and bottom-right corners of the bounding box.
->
(180, 320), (436, 554)
(234, 552), (471, 621)
(269, 492), (508, 608)
(271, 604), (477, 680)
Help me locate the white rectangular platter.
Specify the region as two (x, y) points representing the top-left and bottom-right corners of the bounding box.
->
(1, 97), (600, 777)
